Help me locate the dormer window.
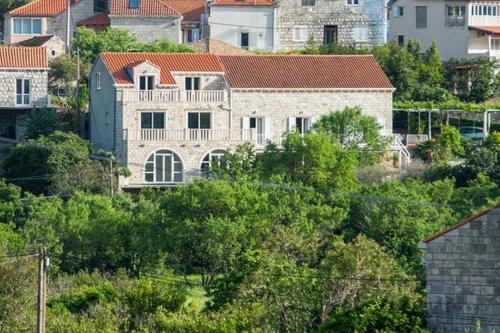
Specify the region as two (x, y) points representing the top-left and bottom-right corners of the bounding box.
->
(139, 75), (154, 90)
(129, 0), (140, 9)
(185, 77), (200, 90)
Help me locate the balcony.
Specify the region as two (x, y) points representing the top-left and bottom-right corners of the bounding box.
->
(133, 129), (255, 142)
(121, 89), (227, 104)
(445, 16), (465, 27)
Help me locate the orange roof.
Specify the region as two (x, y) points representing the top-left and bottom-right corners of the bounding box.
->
(219, 55), (394, 89)
(424, 203), (500, 243)
(0, 47), (48, 68)
(100, 52), (393, 89)
(192, 38), (252, 55)
(110, 0), (180, 16)
(162, 0), (205, 21)
(212, 0), (275, 6)
(101, 52), (223, 85)
(469, 26), (500, 35)
(78, 13), (111, 27)
(9, 0), (78, 17)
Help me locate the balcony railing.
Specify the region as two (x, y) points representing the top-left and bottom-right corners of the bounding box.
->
(185, 90), (225, 103)
(135, 129), (255, 142)
(122, 90), (180, 103)
(445, 16), (465, 27)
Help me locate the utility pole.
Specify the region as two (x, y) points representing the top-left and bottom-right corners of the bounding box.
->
(37, 247), (47, 333)
(109, 159), (114, 197)
(66, 0), (71, 51)
(76, 31), (83, 138)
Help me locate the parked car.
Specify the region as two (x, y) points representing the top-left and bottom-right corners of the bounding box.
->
(459, 126), (485, 141)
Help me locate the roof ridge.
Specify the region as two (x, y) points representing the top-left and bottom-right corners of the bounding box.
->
(157, 0), (182, 16)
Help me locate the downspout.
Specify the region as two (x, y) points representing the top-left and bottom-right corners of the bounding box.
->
(273, 6), (278, 51)
(66, 0), (71, 50)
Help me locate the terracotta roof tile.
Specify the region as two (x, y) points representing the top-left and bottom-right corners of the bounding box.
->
(101, 52), (223, 84)
(469, 26), (500, 35)
(77, 12), (111, 27)
(219, 55), (394, 89)
(212, 0), (275, 6)
(100, 52), (393, 89)
(0, 47), (48, 68)
(110, 0), (181, 16)
(192, 38), (252, 55)
(9, 0), (78, 17)
(11, 35), (55, 47)
(161, 0), (205, 21)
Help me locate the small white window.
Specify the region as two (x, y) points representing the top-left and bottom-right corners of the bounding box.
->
(16, 78), (30, 106)
(13, 18), (42, 35)
(95, 73), (101, 90)
(395, 6), (404, 17)
(293, 25), (308, 42)
(347, 0), (359, 5)
(201, 149), (226, 171)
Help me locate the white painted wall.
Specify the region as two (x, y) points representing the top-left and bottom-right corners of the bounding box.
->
(389, 0), (470, 60)
(209, 5), (276, 51)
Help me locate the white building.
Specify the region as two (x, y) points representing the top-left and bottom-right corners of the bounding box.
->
(389, 0), (500, 60)
(0, 47), (50, 141)
(89, 52), (394, 188)
(209, 0), (277, 51)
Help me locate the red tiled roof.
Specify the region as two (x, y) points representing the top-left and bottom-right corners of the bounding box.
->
(78, 13), (111, 27)
(101, 52), (223, 84)
(110, 0), (180, 16)
(424, 203), (500, 243)
(212, 0), (275, 6)
(11, 35), (55, 47)
(192, 38), (252, 55)
(0, 47), (48, 68)
(161, 0), (205, 21)
(9, 0), (78, 17)
(469, 26), (500, 35)
(219, 55), (394, 89)
(100, 52), (394, 89)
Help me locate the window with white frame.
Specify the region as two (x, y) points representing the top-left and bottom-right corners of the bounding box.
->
(415, 6), (427, 28)
(346, 0), (359, 5)
(129, 0), (140, 9)
(242, 117), (272, 145)
(95, 72), (101, 90)
(185, 77), (200, 90)
(395, 6), (404, 17)
(201, 149), (226, 171)
(186, 28), (200, 43)
(288, 117), (314, 134)
(293, 25), (308, 42)
(16, 79), (30, 106)
(302, 0), (315, 6)
(445, 5), (466, 27)
(141, 112), (166, 129)
(188, 112), (211, 129)
(144, 149), (183, 183)
(139, 75), (154, 90)
(13, 18), (42, 35)
(472, 5), (499, 16)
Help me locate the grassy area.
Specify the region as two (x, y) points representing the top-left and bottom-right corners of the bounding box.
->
(159, 274), (210, 311)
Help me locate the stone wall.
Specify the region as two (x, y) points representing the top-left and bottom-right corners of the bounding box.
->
(110, 16), (181, 43)
(277, 0), (387, 50)
(424, 206), (500, 333)
(52, 0), (96, 46)
(0, 69), (49, 108)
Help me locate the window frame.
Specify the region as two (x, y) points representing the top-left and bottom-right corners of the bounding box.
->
(346, 0), (359, 6)
(397, 35), (405, 46)
(187, 112), (211, 129)
(141, 112), (166, 129)
(240, 32), (250, 49)
(185, 77), (201, 90)
(13, 18), (42, 35)
(144, 149), (183, 184)
(293, 25), (309, 42)
(15, 78), (31, 106)
(139, 75), (154, 91)
(415, 6), (428, 29)
(129, 0), (140, 9)
(95, 72), (101, 90)
(200, 149), (226, 171)
(301, 0), (315, 6)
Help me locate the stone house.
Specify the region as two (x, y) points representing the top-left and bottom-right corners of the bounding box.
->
(3, 0), (206, 49)
(207, 0), (387, 51)
(423, 204), (500, 332)
(11, 35), (66, 60)
(89, 52), (394, 188)
(389, 0), (500, 60)
(0, 47), (50, 141)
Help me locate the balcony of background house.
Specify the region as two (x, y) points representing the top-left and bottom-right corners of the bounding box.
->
(468, 26), (500, 60)
(120, 89), (226, 103)
(469, 3), (500, 27)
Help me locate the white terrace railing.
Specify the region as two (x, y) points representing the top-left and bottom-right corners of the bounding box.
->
(121, 89), (227, 103)
(135, 129), (255, 142)
(185, 90), (225, 103)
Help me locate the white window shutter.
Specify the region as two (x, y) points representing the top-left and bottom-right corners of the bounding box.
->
(377, 117), (385, 133)
(287, 117), (296, 131)
(302, 27), (308, 41)
(310, 117), (317, 126)
(192, 29), (200, 41)
(304, 118), (312, 132)
(242, 117), (250, 129)
(264, 117), (273, 141)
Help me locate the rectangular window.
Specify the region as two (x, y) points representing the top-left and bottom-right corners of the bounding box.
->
(445, 5), (466, 27)
(395, 6), (404, 17)
(324, 25), (338, 45)
(129, 0), (140, 8)
(346, 0), (359, 5)
(397, 35), (405, 46)
(16, 79), (30, 106)
(293, 25), (308, 42)
(240, 32), (249, 49)
(244, 117), (265, 145)
(139, 76), (154, 90)
(94, 0), (108, 12)
(188, 112), (211, 129)
(302, 0), (315, 6)
(13, 18), (42, 35)
(95, 73), (101, 90)
(416, 6), (427, 28)
(141, 112), (165, 129)
(289, 117), (313, 134)
(185, 77), (200, 90)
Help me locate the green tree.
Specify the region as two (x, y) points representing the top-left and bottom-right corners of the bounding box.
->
(23, 108), (60, 139)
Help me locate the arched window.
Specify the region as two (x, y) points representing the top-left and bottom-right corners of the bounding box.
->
(145, 150), (183, 183)
(200, 149), (226, 171)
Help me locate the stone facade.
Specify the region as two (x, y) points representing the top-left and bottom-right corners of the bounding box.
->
(424, 206), (500, 333)
(276, 0), (387, 50)
(90, 56), (393, 187)
(109, 16), (181, 43)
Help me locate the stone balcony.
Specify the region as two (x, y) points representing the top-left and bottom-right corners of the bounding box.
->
(129, 128), (256, 143)
(120, 89), (227, 104)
